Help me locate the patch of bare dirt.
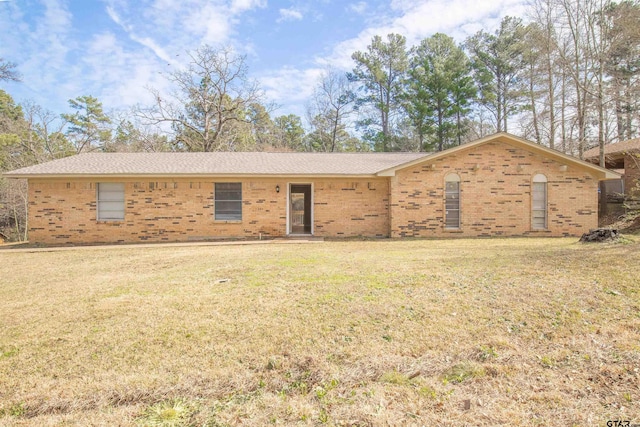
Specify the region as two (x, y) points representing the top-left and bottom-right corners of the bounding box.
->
(610, 210), (640, 234)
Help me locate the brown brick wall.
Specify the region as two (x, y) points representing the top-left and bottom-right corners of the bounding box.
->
(26, 142), (601, 244)
(389, 141), (598, 237)
(27, 178), (389, 244)
(313, 179), (389, 237)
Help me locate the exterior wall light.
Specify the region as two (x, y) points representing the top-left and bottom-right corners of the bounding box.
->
(276, 185), (280, 193)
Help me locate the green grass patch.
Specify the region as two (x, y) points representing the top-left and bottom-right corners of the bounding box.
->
(137, 399), (198, 427)
(441, 362), (485, 384)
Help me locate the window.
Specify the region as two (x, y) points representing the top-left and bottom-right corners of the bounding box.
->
(444, 173), (460, 229)
(215, 183), (242, 221)
(97, 183), (125, 221)
(532, 174), (547, 229)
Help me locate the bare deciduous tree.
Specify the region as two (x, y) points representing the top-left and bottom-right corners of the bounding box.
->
(306, 69), (355, 152)
(138, 45), (264, 152)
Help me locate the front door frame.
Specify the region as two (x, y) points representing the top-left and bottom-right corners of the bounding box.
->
(286, 182), (314, 235)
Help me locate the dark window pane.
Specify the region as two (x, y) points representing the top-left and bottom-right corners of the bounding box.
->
(532, 216), (546, 229)
(215, 183), (242, 220)
(446, 210), (460, 220)
(215, 201), (242, 220)
(445, 210), (460, 227)
(445, 181), (460, 228)
(445, 200), (459, 210)
(532, 182), (547, 229)
(215, 183), (242, 201)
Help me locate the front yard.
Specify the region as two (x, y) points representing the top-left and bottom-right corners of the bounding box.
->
(0, 237), (639, 426)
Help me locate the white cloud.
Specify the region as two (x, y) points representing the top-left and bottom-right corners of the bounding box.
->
(104, 5), (175, 69)
(104, 0), (267, 54)
(185, 3), (234, 45)
(129, 35), (173, 64)
(105, 5), (124, 28)
(0, 0), (78, 110)
(33, 0), (74, 69)
(79, 31), (172, 112)
(102, 62), (168, 109)
(94, 0), (268, 112)
(231, 0), (267, 14)
(347, 1), (368, 15)
(259, 67), (324, 117)
(277, 8), (304, 23)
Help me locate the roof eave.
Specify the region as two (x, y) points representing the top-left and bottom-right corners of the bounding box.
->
(376, 154), (435, 176)
(601, 169), (623, 180)
(584, 152), (627, 162)
(585, 144), (640, 160)
(3, 172), (385, 180)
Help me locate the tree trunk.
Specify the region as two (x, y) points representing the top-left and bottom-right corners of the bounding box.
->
(496, 74), (503, 132)
(561, 67), (567, 152)
(529, 61), (541, 144)
(546, 45), (555, 149)
(598, 81), (606, 218)
(380, 84), (389, 151)
(437, 107), (444, 151)
(574, 43), (586, 159)
(456, 110), (462, 146)
(331, 110), (339, 152)
(614, 77), (625, 141)
(625, 79), (633, 140)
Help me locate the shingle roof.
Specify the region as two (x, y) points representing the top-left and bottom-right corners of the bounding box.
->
(3, 152), (430, 177)
(3, 133), (622, 180)
(583, 138), (640, 159)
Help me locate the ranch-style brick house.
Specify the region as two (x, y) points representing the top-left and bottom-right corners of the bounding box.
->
(3, 133), (620, 245)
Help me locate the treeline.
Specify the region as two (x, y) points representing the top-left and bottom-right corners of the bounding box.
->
(1, 0), (640, 240)
(349, 0), (640, 156)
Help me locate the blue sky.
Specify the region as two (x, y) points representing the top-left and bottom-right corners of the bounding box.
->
(0, 0), (527, 121)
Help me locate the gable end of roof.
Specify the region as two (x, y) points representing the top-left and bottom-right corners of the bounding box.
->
(377, 132), (621, 180)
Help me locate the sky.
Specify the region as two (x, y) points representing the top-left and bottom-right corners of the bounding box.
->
(0, 0), (528, 122)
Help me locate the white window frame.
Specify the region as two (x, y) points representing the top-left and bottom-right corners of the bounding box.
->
(444, 173), (461, 229)
(532, 174), (548, 230)
(214, 182), (242, 221)
(97, 182), (125, 221)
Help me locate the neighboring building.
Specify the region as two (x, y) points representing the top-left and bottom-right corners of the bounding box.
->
(3, 133), (620, 245)
(584, 138), (640, 198)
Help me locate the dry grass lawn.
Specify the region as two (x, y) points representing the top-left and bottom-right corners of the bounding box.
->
(0, 237), (639, 426)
